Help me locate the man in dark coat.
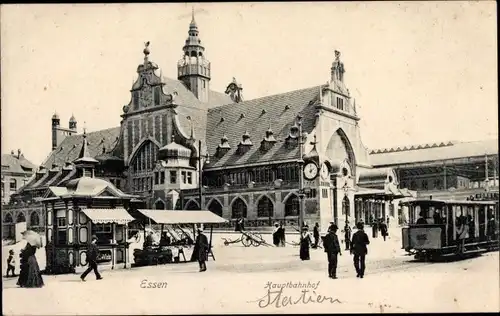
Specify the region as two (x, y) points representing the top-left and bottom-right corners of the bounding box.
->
(351, 222), (370, 278)
(323, 224), (341, 279)
(81, 235), (103, 281)
(312, 223), (320, 249)
(343, 221), (352, 250)
(379, 219), (388, 242)
(195, 227), (209, 272)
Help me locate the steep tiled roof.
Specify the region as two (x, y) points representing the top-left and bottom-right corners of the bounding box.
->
(370, 139), (498, 167)
(41, 127), (121, 169)
(1, 153), (36, 174)
(208, 90), (233, 108)
(205, 85), (322, 168)
(160, 77), (209, 143)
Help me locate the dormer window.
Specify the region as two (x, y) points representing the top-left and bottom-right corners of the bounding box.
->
(260, 127), (277, 152)
(285, 123), (300, 148)
(237, 131), (253, 155)
(216, 134), (231, 157)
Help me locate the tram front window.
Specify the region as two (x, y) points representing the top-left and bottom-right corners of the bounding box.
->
(414, 206), (430, 224)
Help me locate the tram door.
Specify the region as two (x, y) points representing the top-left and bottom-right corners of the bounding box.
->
(478, 206), (486, 241)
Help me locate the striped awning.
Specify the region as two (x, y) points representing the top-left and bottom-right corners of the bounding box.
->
(137, 209), (227, 225)
(82, 208), (135, 224)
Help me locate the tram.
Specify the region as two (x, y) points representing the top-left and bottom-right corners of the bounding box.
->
(401, 199), (499, 260)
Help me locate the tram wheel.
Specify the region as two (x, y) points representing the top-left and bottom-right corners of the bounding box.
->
(242, 236), (252, 247)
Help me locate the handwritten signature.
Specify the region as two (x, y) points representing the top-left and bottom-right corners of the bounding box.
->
(251, 287), (342, 308)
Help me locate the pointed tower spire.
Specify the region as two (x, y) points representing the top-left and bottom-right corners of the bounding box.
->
(73, 129), (99, 177)
(177, 7), (210, 102)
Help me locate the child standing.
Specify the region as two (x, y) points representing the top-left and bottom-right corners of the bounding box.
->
(6, 249), (16, 277)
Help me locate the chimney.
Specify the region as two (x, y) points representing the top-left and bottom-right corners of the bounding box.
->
(17, 149), (21, 159)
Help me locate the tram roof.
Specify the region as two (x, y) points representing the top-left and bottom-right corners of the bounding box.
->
(400, 199), (498, 206)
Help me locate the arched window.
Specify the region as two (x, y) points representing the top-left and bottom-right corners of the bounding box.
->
(155, 200), (165, 210)
(130, 140), (159, 193)
(4, 213), (13, 223)
(284, 194), (300, 217)
(257, 196), (274, 218)
(16, 212), (26, 223)
(30, 212), (40, 226)
(185, 200), (200, 210)
(231, 198), (247, 219)
(208, 199), (223, 217)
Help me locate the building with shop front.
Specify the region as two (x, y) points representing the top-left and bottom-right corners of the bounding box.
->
(1, 150), (37, 238)
(5, 13), (496, 235)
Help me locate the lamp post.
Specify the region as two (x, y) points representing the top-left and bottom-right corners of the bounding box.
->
(198, 139), (210, 210)
(297, 115), (306, 230)
(342, 182), (349, 225)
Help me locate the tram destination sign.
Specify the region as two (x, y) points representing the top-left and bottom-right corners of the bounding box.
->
(471, 192), (499, 201)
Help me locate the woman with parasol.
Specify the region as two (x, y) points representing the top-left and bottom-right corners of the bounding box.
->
(17, 230), (44, 288)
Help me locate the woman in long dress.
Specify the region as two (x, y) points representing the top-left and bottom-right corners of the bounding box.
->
(272, 223), (280, 246)
(17, 243), (44, 288)
(299, 227), (312, 260)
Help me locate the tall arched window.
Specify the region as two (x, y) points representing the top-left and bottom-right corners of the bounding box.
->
(185, 200), (200, 210)
(130, 140), (159, 193)
(155, 200), (165, 210)
(257, 196), (274, 218)
(30, 212), (40, 226)
(231, 198), (247, 219)
(208, 199), (223, 217)
(16, 212), (26, 223)
(284, 194), (300, 217)
(4, 213), (13, 223)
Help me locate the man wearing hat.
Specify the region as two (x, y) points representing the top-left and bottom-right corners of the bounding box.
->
(195, 227), (209, 272)
(323, 224), (341, 279)
(351, 222), (370, 278)
(81, 235), (103, 281)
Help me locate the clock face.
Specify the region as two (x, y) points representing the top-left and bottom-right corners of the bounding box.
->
(320, 163), (329, 180)
(303, 162), (319, 180)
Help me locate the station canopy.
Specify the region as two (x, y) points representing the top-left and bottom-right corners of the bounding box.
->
(137, 209), (228, 225)
(82, 208), (135, 224)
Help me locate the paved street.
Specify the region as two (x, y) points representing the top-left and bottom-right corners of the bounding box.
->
(3, 230), (499, 314)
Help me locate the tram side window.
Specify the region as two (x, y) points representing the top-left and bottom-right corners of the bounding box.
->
(414, 206), (430, 224)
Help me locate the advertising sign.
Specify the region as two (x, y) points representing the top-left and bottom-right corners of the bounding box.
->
(409, 227), (442, 249)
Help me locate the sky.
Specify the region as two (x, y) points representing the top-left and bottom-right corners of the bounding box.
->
(1, 2), (497, 166)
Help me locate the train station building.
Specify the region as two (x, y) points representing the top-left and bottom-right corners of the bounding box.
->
(3, 14), (498, 235)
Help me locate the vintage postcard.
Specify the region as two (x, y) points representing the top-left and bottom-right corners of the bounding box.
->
(1, 2), (498, 315)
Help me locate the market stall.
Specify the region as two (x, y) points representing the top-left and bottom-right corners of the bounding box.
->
(129, 210), (227, 267)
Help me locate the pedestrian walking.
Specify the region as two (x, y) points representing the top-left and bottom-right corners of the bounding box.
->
(372, 220), (378, 238)
(17, 230), (44, 288)
(379, 219), (388, 241)
(323, 224), (341, 279)
(272, 223), (280, 246)
(6, 249), (16, 277)
(81, 235), (103, 281)
(351, 222), (370, 278)
(343, 221), (352, 250)
(279, 223), (286, 247)
(313, 223), (320, 249)
(299, 226), (312, 260)
(195, 227), (209, 272)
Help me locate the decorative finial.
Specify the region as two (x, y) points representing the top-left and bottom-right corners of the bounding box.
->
(171, 135), (175, 143)
(143, 41), (150, 59)
(335, 50), (340, 60)
(83, 121), (87, 135)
